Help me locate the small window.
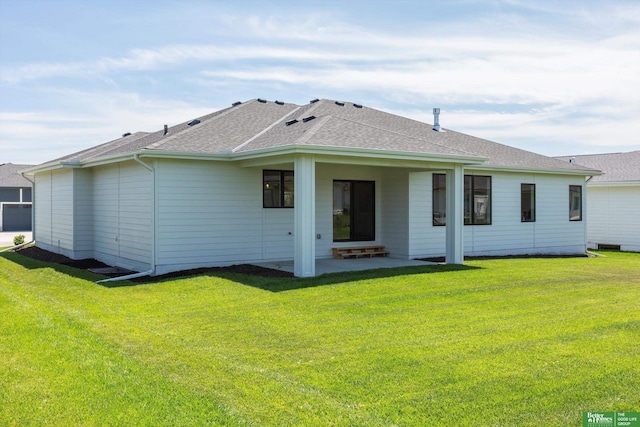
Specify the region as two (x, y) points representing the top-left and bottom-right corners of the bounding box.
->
(521, 184), (535, 222)
(569, 185), (582, 221)
(263, 170), (294, 208)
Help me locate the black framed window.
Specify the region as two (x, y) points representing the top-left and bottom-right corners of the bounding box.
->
(333, 180), (375, 241)
(569, 185), (582, 221)
(521, 183), (536, 222)
(263, 170), (294, 208)
(432, 174), (447, 226)
(433, 174), (492, 226)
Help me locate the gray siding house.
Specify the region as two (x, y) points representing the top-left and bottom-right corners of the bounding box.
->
(556, 151), (640, 252)
(24, 99), (599, 277)
(0, 163), (34, 232)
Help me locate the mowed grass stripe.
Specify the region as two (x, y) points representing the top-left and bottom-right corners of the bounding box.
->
(1, 251), (639, 426)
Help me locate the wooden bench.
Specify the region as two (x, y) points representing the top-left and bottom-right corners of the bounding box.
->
(332, 245), (389, 259)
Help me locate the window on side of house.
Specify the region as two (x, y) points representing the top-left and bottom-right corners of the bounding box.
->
(333, 180), (375, 242)
(521, 183), (535, 222)
(263, 170), (294, 208)
(431, 173), (492, 226)
(569, 185), (582, 221)
(432, 173), (447, 226)
(465, 175), (492, 225)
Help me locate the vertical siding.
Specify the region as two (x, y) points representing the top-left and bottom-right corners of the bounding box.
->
(587, 185), (640, 252)
(155, 160), (263, 273)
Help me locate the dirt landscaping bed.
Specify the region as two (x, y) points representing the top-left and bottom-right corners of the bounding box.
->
(14, 246), (293, 281)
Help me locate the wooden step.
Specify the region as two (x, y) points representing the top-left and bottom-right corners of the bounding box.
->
(332, 246), (389, 260)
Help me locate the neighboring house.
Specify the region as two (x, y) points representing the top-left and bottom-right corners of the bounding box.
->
(23, 99), (599, 277)
(556, 151), (640, 252)
(0, 163), (34, 232)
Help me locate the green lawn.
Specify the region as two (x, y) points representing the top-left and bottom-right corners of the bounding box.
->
(1, 251), (639, 426)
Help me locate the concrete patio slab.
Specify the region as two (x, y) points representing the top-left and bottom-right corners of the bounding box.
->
(254, 257), (436, 276)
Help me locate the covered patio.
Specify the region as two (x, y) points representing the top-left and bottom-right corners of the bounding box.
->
(254, 256), (437, 276)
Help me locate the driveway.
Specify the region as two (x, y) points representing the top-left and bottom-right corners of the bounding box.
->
(0, 231), (33, 247)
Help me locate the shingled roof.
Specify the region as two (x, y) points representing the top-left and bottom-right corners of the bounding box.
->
(0, 163), (34, 187)
(555, 151), (640, 183)
(38, 99), (596, 174)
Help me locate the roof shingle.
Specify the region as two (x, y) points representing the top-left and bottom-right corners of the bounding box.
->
(38, 98), (597, 174)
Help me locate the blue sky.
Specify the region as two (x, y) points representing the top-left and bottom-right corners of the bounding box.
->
(1, 0), (639, 165)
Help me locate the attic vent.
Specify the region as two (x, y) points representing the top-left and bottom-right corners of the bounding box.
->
(257, 98), (267, 103)
(335, 101), (345, 106)
(310, 99), (320, 104)
(188, 119), (200, 126)
(569, 157), (576, 164)
(285, 119), (299, 126)
(275, 100), (285, 105)
(353, 103), (363, 108)
(122, 132), (131, 137)
(232, 101), (242, 106)
(302, 115), (316, 123)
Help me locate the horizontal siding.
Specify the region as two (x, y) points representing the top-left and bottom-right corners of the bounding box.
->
(73, 169), (93, 256)
(93, 164), (119, 259)
(117, 162), (152, 265)
(262, 209), (294, 260)
(315, 164), (383, 259)
(587, 185), (640, 251)
(50, 170), (74, 255)
(34, 172), (52, 247)
(91, 162), (152, 271)
(155, 159), (263, 270)
(409, 171), (587, 258)
(381, 169), (409, 257)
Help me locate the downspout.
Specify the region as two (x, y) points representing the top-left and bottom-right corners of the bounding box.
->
(97, 154), (156, 283)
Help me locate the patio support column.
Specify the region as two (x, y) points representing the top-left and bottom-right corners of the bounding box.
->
(294, 154), (316, 277)
(445, 164), (464, 264)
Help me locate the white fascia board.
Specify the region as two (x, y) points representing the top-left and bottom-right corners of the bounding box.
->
(587, 181), (640, 187)
(231, 145), (488, 166)
(468, 164), (603, 177)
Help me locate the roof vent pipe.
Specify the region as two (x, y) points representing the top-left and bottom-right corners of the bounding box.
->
(433, 108), (441, 132)
(163, 124), (168, 136)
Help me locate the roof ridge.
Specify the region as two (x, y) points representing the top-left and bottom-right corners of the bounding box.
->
(294, 115), (333, 145)
(145, 101), (250, 151)
(232, 105), (302, 152)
